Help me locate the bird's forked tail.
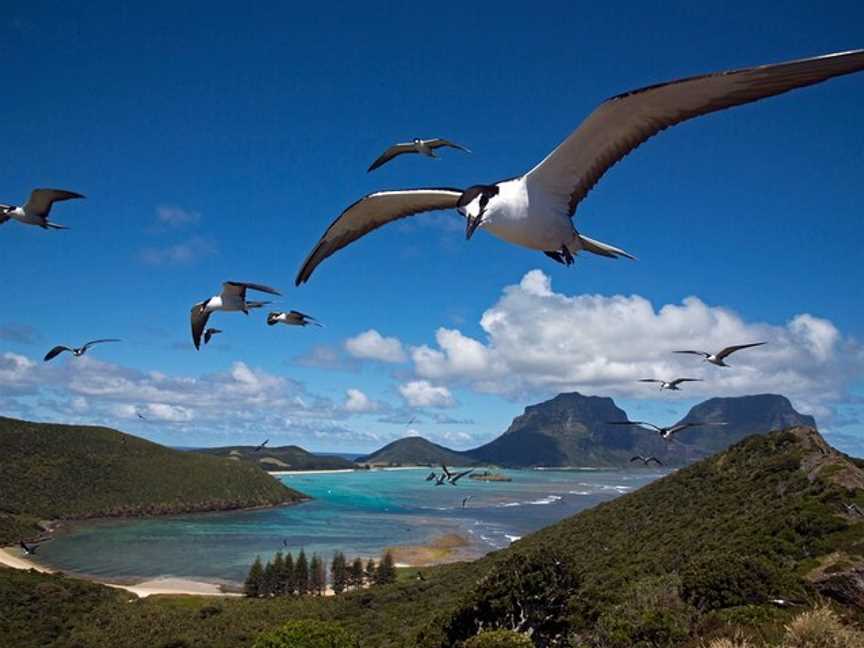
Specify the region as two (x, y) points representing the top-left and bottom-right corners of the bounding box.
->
(575, 234), (636, 260)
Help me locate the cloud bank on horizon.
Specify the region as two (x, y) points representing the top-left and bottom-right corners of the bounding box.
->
(2, 270), (862, 451)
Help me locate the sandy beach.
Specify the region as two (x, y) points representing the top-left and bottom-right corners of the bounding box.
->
(0, 547), (52, 573)
(0, 547), (240, 598)
(106, 577), (242, 598)
(269, 468), (356, 476)
(271, 466), (433, 475)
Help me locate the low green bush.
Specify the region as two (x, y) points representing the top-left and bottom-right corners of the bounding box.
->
(463, 629), (534, 647)
(252, 620), (358, 648)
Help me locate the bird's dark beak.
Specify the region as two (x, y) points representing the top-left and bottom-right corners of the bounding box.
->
(465, 215), (482, 240)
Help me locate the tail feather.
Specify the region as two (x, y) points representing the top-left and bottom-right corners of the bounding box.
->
(246, 301), (271, 309)
(576, 234), (636, 260)
(45, 222), (69, 230)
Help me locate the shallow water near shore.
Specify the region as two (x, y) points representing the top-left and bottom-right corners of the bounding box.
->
(31, 467), (665, 585)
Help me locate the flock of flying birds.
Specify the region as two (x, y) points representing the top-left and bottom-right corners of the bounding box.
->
(425, 463), (475, 487)
(5, 48), (864, 457)
(609, 342), (770, 465)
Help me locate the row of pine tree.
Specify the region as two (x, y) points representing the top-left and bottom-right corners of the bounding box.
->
(244, 549), (397, 597)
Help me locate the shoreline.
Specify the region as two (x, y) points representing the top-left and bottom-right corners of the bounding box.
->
(270, 468), (356, 475)
(0, 529), (483, 596)
(18, 497), (312, 543)
(271, 466), (434, 475)
(0, 547), (241, 597)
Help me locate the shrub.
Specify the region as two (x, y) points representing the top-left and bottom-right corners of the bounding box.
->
(681, 554), (800, 611)
(197, 603), (222, 619)
(593, 575), (694, 648)
(252, 620), (359, 648)
(782, 606), (864, 648)
(463, 629), (534, 647)
(704, 638), (755, 648)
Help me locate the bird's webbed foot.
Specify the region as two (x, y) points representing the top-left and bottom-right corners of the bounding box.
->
(546, 247), (575, 265)
(544, 251), (566, 264)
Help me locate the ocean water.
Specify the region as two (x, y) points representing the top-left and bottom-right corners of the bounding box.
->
(31, 467), (665, 585)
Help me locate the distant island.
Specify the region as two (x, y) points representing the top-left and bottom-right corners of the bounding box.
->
(469, 470), (511, 482)
(196, 444), (355, 471)
(3, 423), (862, 647)
(359, 393), (815, 469)
(355, 436), (474, 467)
(0, 416), (307, 545)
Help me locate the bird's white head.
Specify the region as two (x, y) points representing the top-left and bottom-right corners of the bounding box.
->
(458, 185), (500, 240)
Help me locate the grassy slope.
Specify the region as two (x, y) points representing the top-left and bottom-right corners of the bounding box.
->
(422, 426), (864, 647)
(196, 445), (354, 471)
(1, 426), (863, 648)
(0, 416), (306, 544)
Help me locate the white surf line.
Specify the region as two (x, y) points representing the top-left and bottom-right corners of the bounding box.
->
(270, 468), (356, 475)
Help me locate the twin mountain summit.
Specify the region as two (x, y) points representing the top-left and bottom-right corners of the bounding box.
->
(348, 392), (813, 469)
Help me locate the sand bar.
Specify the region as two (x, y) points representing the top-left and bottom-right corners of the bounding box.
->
(105, 577), (242, 598)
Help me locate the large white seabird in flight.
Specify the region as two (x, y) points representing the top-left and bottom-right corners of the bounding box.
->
(295, 50), (864, 285)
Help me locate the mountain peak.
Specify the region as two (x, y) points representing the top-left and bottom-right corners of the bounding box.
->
(358, 436), (472, 466)
(674, 393), (815, 453)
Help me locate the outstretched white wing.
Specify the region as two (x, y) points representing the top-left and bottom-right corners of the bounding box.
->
(190, 305), (211, 350)
(221, 281), (281, 300)
(295, 189), (463, 285)
(525, 50), (864, 216)
(669, 378), (702, 387)
(716, 342), (766, 360)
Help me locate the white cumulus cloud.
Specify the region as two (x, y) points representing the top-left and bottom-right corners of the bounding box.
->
(343, 388), (380, 413)
(345, 329), (406, 363)
(398, 380), (455, 408)
(408, 269), (864, 420)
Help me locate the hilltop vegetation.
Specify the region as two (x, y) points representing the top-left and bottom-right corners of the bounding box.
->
(420, 426), (864, 646)
(197, 445), (354, 471)
(0, 416), (306, 544)
(1, 425), (862, 647)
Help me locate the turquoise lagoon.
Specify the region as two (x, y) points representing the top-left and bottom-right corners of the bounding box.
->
(32, 466), (665, 585)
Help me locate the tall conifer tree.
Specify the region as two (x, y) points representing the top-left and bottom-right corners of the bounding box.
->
(295, 548), (310, 596)
(350, 557), (365, 590)
(282, 551), (295, 596)
(244, 555), (264, 598)
(331, 552), (347, 594)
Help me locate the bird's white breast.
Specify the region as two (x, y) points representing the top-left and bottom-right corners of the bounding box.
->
(206, 296), (225, 312)
(481, 178), (575, 251)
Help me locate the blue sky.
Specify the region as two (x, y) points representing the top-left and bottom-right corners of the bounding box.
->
(2, 1), (863, 454)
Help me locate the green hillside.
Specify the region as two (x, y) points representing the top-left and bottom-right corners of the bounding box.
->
(2, 426), (863, 648)
(0, 417), (307, 545)
(422, 426), (864, 646)
(357, 436), (475, 467)
(196, 445), (355, 471)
